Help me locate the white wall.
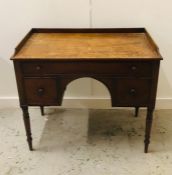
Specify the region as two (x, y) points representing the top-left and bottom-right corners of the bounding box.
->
(0, 0), (172, 108)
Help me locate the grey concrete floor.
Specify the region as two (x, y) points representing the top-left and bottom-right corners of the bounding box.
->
(0, 108), (172, 175)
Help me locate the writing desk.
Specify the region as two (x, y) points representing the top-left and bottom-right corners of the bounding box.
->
(11, 28), (162, 152)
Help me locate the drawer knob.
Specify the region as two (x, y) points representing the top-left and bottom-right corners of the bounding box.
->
(37, 88), (44, 96)
(36, 66), (41, 70)
(130, 88), (136, 96)
(131, 66), (137, 71)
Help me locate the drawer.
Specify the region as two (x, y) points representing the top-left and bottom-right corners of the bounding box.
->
(23, 78), (58, 105)
(21, 61), (153, 77)
(113, 78), (151, 106)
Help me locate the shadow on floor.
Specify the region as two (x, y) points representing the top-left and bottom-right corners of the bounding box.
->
(37, 108), (171, 153)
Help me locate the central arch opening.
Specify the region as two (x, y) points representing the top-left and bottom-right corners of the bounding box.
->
(62, 77), (111, 108)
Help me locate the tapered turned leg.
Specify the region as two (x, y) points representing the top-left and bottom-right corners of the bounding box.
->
(21, 106), (33, 151)
(40, 106), (45, 116)
(135, 107), (139, 117)
(144, 107), (154, 153)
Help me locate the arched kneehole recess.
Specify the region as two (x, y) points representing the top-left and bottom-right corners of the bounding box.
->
(62, 77), (112, 108)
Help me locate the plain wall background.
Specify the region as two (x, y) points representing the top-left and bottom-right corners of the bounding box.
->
(0, 0), (172, 108)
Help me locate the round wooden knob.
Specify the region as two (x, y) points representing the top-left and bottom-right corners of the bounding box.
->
(131, 66), (137, 71)
(130, 88), (136, 95)
(36, 66), (41, 70)
(37, 88), (44, 96)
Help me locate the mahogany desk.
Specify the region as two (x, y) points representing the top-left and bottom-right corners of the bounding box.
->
(11, 28), (162, 153)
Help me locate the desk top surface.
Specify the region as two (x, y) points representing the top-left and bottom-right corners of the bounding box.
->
(12, 28), (162, 60)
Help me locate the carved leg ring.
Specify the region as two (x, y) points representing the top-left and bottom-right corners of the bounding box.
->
(135, 107), (139, 117)
(144, 107), (154, 153)
(40, 106), (45, 116)
(21, 106), (33, 151)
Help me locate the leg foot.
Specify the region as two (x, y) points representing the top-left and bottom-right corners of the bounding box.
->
(135, 107), (139, 117)
(144, 107), (154, 153)
(144, 142), (149, 153)
(40, 106), (45, 116)
(21, 106), (33, 151)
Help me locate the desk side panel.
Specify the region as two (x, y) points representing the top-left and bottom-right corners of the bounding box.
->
(149, 60), (160, 108)
(13, 61), (27, 106)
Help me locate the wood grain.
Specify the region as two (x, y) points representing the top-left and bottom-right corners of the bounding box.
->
(13, 33), (161, 60)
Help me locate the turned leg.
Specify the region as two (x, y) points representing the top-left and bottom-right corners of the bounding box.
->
(144, 107), (154, 153)
(135, 107), (139, 117)
(40, 106), (45, 116)
(21, 106), (33, 151)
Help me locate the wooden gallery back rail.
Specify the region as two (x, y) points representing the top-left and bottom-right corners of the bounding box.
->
(11, 28), (163, 153)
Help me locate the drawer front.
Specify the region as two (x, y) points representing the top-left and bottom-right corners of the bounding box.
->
(113, 78), (151, 106)
(23, 78), (58, 105)
(21, 61), (153, 77)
